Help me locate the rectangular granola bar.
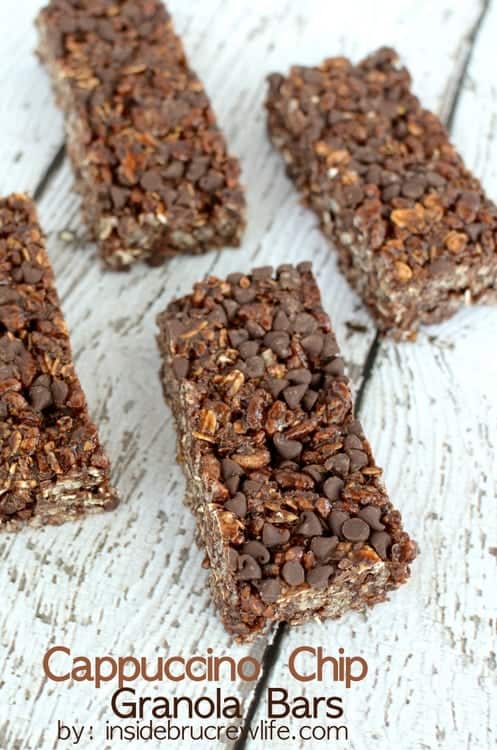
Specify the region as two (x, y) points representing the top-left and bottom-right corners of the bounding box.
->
(0, 194), (118, 531)
(157, 263), (416, 640)
(36, 0), (245, 269)
(266, 47), (497, 340)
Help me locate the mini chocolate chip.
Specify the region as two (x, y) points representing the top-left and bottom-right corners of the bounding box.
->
(222, 457), (244, 479)
(328, 510), (350, 537)
(0, 289), (19, 307)
(307, 564), (335, 588)
(237, 554), (262, 580)
(344, 434), (363, 450)
(262, 523), (290, 547)
(273, 309), (290, 330)
(227, 547), (239, 572)
(282, 560), (305, 586)
(225, 475), (240, 495)
(311, 536), (339, 561)
(325, 452), (350, 476)
(302, 389), (318, 411)
(348, 449), (368, 471)
(208, 306), (228, 326)
(283, 383), (308, 409)
(234, 286), (256, 304)
(199, 170), (224, 192)
(273, 432), (302, 460)
(239, 340), (259, 359)
(348, 419), (364, 437)
(264, 331), (290, 358)
(29, 378), (53, 412)
(110, 185), (128, 210)
(287, 367), (312, 385)
(342, 517), (370, 542)
(382, 183), (400, 202)
(301, 333), (324, 357)
(303, 464), (325, 483)
(266, 377), (289, 399)
(227, 272), (243, 285)
(223, 299), (239, 321)
(245, 355), (265, 378)
(325, 357), (345, 376)
(401, 177), (426, 199)
(21, 262), (44, 284)
(296, 511), (322, 537)
(293, 312), (318, 334)
(370, 531), (391, 559)
(243, 479), (263, 495)
(323, 476), (344, 500)
(163, 160), (184, 179)
(322, 333), (339, 358)
(252, 266), (273, 280)
(225, 493), (247, 517)
(51, 378), (69, 406)
(165, 319), (185, 340)
(172, 356), (189, 378)
(259, 578), (282, 603)
(229, 328), (249, 347)
(186, 156), (209, 182)
(358, 505), (385, 531)
(246, 321), (265, 338)
(243, 540), (270, 564)
(140, 169), (162, 192)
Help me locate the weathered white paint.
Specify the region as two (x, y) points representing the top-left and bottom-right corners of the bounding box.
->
(0, 1), (495, 749)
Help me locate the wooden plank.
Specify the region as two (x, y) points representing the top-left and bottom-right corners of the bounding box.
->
(0, 0), (64, 197)
(0, 1), (491, 749)
(246, 2), (497, 750)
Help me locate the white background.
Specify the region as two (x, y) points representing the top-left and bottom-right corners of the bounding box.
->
(0, 1), (496, 749)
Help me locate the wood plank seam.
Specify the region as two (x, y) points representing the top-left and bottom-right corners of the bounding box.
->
(32, 143), (65, 202)
(444, 0), (490, 132)
(232, 624), (287, 750)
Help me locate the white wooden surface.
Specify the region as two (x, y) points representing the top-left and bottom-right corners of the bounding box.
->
(0, 1), (496, 749)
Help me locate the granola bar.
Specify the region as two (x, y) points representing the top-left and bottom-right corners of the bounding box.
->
(0, 194), (118, 531)
(266, 47), (497, 340)
(156, 263), (416, 640)
(36, 0), (246, 269)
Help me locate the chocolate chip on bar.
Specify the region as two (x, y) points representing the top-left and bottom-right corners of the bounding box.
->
(36, 0), (246, 269)
(0, 194), (118, 531)
(156, 263), (416, 640)
(266, 47), (497, 340)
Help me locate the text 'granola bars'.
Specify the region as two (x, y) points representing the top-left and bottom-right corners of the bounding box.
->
(266, 47), (497, 340)
(157, 263), (416, 640)
(36, 0), (246, 269)
(0, 194), (118, 531)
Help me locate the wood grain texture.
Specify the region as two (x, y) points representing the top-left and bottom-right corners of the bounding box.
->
(0, 0), (64, 197)
(0, 1), (495, 749)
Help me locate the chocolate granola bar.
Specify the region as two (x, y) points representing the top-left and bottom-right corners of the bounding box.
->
(0, 194), (118, 531)
(266, 47), (497, 340)
(157, 263), (416, 640)
(36, 0), (245, 269)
